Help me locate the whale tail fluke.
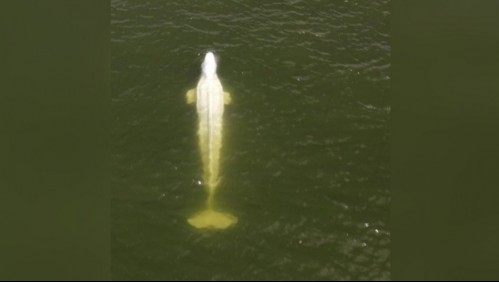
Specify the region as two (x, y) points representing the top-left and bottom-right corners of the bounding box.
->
(187, 209), (238, 229)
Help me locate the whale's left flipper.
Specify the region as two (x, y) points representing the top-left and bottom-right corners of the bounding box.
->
(224, 92), (232, 105)
(186, 88), (196, 104)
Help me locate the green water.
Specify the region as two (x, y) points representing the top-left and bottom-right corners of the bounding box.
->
(111, 0), (390, 280)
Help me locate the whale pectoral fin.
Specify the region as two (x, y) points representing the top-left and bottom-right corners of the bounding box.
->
(224, 92), (232, 105)
(186, 88), (196, 104)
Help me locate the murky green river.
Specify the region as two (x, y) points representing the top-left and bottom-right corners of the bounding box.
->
(111, 0), (390, 279)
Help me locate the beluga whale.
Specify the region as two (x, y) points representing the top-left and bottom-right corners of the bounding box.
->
(185, 51), (237, 229)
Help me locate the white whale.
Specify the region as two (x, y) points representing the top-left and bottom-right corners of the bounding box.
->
(186, 52), (237, 229)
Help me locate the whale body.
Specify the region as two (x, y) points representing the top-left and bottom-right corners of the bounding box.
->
(186, 52), (236, 229)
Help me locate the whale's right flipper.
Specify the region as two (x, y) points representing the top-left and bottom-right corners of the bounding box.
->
(224, 91), (232, 105)
(186, 88), (196, 104)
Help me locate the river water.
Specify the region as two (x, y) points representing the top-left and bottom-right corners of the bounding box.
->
(111, 0), (390, 279)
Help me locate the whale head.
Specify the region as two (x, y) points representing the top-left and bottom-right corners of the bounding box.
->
(202, 52), (217, 77)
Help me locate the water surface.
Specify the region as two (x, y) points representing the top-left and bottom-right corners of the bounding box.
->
(111, 0), (390, 279)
